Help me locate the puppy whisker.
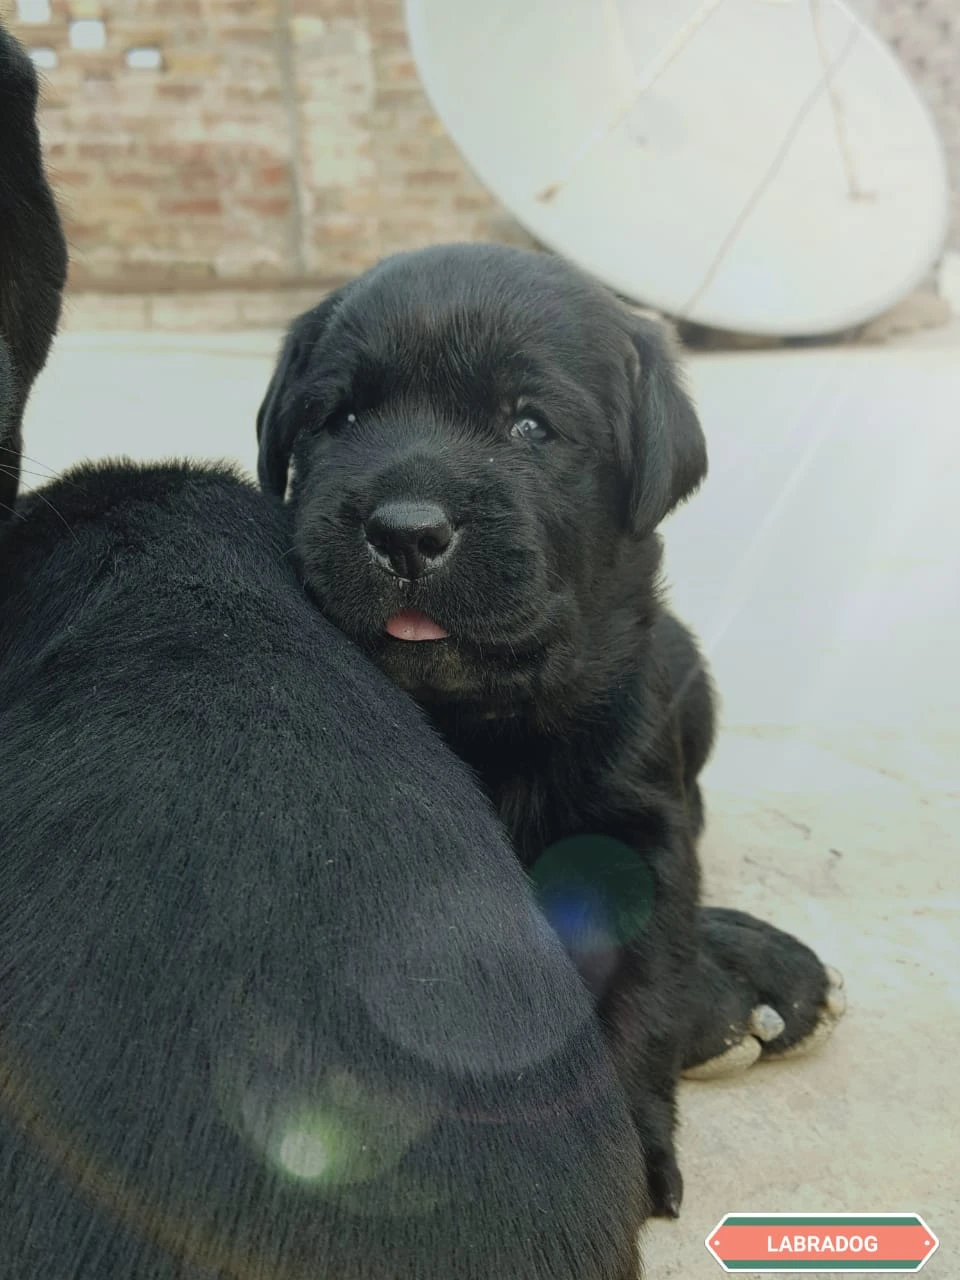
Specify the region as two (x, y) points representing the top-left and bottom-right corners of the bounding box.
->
(0, 462), (66, 485)
(0, 444), (61, 477)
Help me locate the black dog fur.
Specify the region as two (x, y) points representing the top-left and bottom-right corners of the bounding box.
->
(0, 27), (67, 515)
(257, 243), (839, 1218)
(0, 26), (647, 1280)
(0, 464), (647, 1280)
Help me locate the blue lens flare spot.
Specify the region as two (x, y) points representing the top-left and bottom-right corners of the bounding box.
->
(530, 835), (655, 951)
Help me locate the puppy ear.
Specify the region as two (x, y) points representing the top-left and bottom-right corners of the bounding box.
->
(256, 289), (346, 497)
(620, 314), (707, 537)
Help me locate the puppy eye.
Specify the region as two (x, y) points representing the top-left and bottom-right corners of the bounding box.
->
(509, 415), (552, 444)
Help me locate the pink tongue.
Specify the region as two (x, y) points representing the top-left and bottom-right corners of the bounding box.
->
(385, 609), (450, 642)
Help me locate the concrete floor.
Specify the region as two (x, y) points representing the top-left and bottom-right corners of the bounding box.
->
(20, 328), (959, 1278)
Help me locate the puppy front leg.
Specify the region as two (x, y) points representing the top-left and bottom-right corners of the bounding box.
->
(599, 947), (693, 1220)
(564, 822), (699, 1220)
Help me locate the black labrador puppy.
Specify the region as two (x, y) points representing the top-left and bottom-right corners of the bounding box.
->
(0, 27), (647, 1280)
(256, 243), (846, 1217)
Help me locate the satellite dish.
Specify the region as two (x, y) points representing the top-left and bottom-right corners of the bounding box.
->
(405, 0), (950, 337)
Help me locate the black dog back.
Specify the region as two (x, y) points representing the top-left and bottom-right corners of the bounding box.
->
(0, 463), (646, 1279)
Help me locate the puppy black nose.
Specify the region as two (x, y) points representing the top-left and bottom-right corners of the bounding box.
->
(364, 501), (455, 579)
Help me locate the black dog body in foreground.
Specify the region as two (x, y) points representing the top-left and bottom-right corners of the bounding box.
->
(0, 24), (646, 1279)
(257, 243), (846, 1217)
(0, 463), (646, 1279)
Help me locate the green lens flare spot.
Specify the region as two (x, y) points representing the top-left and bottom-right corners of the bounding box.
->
(273, 1111), (359, 1183)
(278, 1123), (332, 1181)
(269, 1075), (436, 1188)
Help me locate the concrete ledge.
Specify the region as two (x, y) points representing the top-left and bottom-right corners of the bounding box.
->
(60, 287), (335, 334)
(60, 282), (956, 348)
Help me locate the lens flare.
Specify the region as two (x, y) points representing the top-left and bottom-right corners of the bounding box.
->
(531, 835), (655, 952)
(277, 1123), (330, 1180)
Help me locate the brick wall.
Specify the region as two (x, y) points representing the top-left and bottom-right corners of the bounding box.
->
(1, 0), (533, 292)
(2, 0), (956, 295)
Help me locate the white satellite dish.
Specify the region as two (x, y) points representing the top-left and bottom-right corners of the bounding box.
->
(405, 0), (950, 337)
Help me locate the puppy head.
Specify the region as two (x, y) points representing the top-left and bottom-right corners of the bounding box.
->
(0, 23), (68, 514)
(258, 244), (706, 713)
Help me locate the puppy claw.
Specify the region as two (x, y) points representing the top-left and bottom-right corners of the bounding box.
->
(682, 1035), (761, 1080)
(825, 966), (847, 1018)
(826, 985), (847, 1019)
(758, 966), (846, 1063)
(749, 1003), (786, 1042)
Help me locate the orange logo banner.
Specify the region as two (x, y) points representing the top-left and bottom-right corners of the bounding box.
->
(706, 1214), (939, 1273)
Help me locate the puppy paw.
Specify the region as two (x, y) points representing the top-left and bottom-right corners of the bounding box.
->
(682, 908), (845, 1081)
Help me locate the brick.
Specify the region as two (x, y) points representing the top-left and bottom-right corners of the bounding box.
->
(157, 81), (206, 101)
(176, 161), (221, 185)
(374, 51), (417, 81)
(371, 26), (408, 51)
(110, 170), (169, 188)
(219, 0), (280, 15)
(86, 192), (151, 217)
(104, 21), (168, 44)
(374, 87), (427, 109)
(48, 167), (93, 187)
(224, 84), (282, 104)
(121, 0), (203, 14)
(365, 0), (403, 19)
(215, 22), (276, 41)
(292, 0), (354, 15)
(62, 216), (108, 240)
(309, 213), (371, 242)
(340, 186), (379, 215)
(403, 168), (462, 187)
(160, 197), (223, 216)
(452, 192), (497, 214)
(238, 195), (291, 216)
(256, 163), (290, 186)
(146, 142), (216, 164)
(162, 51), (222, 76)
